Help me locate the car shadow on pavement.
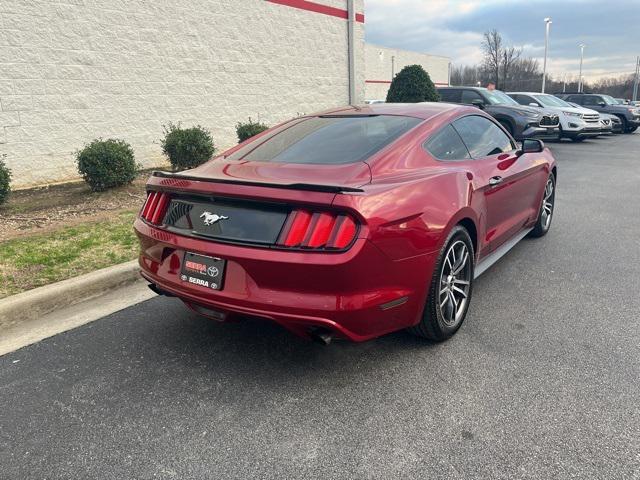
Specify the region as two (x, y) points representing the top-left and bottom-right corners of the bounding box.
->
(105, 295), (442, 382)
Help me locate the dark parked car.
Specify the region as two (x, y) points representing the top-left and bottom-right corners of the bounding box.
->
(437, 87), (560, 140)
(556, 93), (640, 133)
(566, 101), (623, 134)
(135, 103), (557, 343)
(600, 113), (624, 134)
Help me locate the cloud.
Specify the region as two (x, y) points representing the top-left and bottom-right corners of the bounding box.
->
(364, 0), (640, 81)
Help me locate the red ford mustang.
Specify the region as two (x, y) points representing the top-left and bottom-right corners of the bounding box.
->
(134, 103), (556, 343)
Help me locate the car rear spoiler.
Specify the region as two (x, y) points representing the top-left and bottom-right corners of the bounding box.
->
(151, 171), (364, 193)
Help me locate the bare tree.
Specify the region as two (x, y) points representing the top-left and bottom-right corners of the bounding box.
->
(450, 64), (483, 86)
(481, 29), (502, 87)
(501, 46), (522, 90)
(509, 57), (541, 91)
(453, 28), (637, 97)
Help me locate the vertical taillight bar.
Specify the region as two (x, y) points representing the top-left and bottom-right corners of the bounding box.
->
(140, 191), (170, 226)
(150, 193), (169, 225)
(141, 191), (157, 219)
(277, 210), (357, 250)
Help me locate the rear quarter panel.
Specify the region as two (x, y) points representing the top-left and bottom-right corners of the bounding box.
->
(334, 170), (480, 262)
(333, 108), (485, 261)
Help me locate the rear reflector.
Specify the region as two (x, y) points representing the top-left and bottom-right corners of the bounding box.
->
(140, 191), (170, 225)
(277, 210), (358, 250)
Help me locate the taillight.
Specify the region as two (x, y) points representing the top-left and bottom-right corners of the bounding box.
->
(277, 210), (358, 250)
(140, 191), (170, 225)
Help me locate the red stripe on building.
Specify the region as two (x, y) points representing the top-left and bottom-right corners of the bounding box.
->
(266, 0), (365, 23)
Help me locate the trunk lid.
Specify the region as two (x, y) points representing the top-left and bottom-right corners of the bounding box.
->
(147, 159), (370, 248)
(189, 158), (372, 190)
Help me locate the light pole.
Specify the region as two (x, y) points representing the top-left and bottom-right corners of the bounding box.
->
(578, 44), (585, 92)
(542, 17), (552, 93)
(632, 56), (639, 101)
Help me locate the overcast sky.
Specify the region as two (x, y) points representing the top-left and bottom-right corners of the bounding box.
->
(364, 0), (640, 81)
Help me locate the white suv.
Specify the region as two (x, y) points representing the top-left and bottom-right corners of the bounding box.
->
(508, 92), (601, 142)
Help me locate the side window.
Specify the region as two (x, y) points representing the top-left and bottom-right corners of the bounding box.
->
(567, 95), (583, 104)
(511, 94), (529, 106)
(461, 90), (484, 105)
(582, 96), (598, 106)
(452, 115), (515, 158)
(424, 124), (471, 161)
(438, 89), (462, 103)
(522, 96), (539, 106)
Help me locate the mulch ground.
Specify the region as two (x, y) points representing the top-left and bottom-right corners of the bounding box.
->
(0, 172), (154, 241)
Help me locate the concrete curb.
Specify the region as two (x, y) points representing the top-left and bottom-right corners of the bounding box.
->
(0, 260), (142, 330)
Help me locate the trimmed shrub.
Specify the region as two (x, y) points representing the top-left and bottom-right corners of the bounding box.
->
(0, 156), (11, 205)
(236, 118), (269, 143)
(386, 64), (440, 103)
(161, 122), (215, 171)
(76, 139), (138, 192)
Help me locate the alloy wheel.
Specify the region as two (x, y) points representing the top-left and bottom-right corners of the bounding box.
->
(438, 240), (472, 327)
(540, 177), (554, 230)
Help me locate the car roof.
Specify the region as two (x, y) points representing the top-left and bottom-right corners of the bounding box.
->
(313, 102), (469, 120)
(438, 86), (487, 91)
(508, 92), (548, 95)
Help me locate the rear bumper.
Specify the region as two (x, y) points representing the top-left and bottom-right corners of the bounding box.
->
(134, 219), (435, 341)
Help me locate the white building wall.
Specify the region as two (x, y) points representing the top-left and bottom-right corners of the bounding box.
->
(364, 43), (450, 101)
(0, 0), (365, 187)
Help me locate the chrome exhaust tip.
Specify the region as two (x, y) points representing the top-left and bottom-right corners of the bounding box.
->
(309, 328), (333, 345)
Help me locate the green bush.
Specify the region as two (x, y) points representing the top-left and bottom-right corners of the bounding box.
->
(236, 118), (269, 143)
(76, 139), (138, 192)
(386, 64), (440, 103)
(161, 122), (215, 171)
(0, 156), (11, 205)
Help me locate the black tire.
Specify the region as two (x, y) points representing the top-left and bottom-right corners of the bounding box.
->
(408, 226), (474, 341)
(571, 136), (585, 142)
(626, 125), (637, 133)
(616, 115), (629, 133)
(529, 173), (556, 238)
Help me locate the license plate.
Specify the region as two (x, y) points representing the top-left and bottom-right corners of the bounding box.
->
(180, 252), (226, 290)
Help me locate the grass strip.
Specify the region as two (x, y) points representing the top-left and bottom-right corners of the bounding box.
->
(0, 210), (139, 298)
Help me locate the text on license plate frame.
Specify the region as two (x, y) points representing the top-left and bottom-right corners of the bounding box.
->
(180, 252), (226, 291)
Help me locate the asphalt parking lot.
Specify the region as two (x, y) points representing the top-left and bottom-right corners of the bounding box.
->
(2, 133), (639, 479)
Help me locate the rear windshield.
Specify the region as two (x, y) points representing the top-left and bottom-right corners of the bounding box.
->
(230, 115), (422, 164)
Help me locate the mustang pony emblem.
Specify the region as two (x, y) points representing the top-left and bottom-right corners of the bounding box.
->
(200, 212), (229, 226)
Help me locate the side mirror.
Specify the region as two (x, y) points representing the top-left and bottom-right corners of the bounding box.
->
(471, 99), (485, 109)
(598, 101), (606, 107)
(517, 138), (544, 156)
(529, 102), (540, 107)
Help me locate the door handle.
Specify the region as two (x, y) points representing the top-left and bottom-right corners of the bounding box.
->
(489, 176), (503, 186)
